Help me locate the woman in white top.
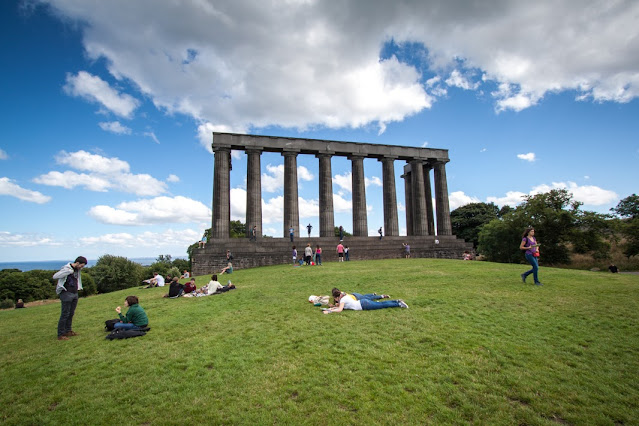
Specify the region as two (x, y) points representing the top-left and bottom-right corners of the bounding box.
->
(323, 288), (408, 314)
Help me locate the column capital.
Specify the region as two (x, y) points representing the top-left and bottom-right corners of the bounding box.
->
(245, 147), (263, 154)
(347, 154), (367, 161)
(430, 158), (450, 165)
(315, 152), (335, 159)
(212, 145), (231, 152)
(282, 150), (300, 157)
(378, 155), (398, 162)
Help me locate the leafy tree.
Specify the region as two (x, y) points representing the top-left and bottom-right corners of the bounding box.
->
(156, 254), (173, 264)
(230, 220), (246, 238)
(91, 255), (145, 294)
(451, 202), (500, 248)
(611, 194), (639, 258)
(171, 258), (190, 272)
(478, 189), (607, 265)
(611, 194), (639, 219)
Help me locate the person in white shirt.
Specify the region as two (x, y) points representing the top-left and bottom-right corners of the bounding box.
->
(323, 288), (408, 314)
(152, 272), (165, 287)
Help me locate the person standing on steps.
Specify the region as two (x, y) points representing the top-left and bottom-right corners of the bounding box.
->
(289, 225), (295, 242)
(53, 256), (87, 341)
(307, 223), (312, 238)
(520, 227), (542, 285)
(338, 225), (344, 240)
(378, 227), (383, 240)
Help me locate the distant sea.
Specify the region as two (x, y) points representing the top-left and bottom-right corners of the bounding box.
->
(0, 257), (163, 272)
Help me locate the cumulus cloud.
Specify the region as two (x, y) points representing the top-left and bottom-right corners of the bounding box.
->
(0, 148), (8, 160)
(33, 150), (167, 196)
(88, 195), (211, 225)
(487, 181), (617, 207)
(0, 177), (51, 204)
(517, 152), (536, 162)
(79, 228), (201, 248)
(333, 172), (352, 193)
(99, 121), (132, 134)
(39, 0), (639, 134)
(63, 71), (139, 118)
(261, 164), (314, 193)
(365, 176), (382, 188)
(449, 191), (481, 210)
(167, 174), (180, 183)
(0, 231), (57, 247)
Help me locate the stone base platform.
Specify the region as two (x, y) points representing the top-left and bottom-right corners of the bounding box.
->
(192, 235), (473, 276)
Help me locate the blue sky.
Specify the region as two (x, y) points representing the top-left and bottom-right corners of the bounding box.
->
(1, 0), (637, 262)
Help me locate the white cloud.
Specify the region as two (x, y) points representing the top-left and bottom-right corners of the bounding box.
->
(0, 231), (57, 247)
(262, 196), (283, 223)
(486, 191), (526, 207)
(333, 172), (352, 193)
(517, 152), (536, 162)
(297, 166), (314, 181)
(79, 228), (201, 248)
(261, 164), (314, 193)
(167, 174), (180, 183)
(0, 148), (8, 160)
(143, 131), (160, 144)
(230, 187), (246, 221)
(449, 191), (481, 210)
(299, 197), (319, 218)
(33, 150), (167, 196)
(487, 181), (618, 207)
(63, 71), (139, 118)
(332, 192), (352, 213)
(531, 182), (617, 206)
(365, 176), (382, 188)
(88, 195), (211, 225)
(0, 177), (51, 204)
(421, 141), (429, 148)
(445, 69), (479, 90)
(98, 121), (132, 134)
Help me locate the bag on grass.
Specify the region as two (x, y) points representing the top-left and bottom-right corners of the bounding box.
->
(105, 318), (120, 331)
(105, 328), (146, 340)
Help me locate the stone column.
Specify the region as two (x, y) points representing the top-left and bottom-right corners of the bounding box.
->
(410, 160), (428, 236)
(423, 163), (435, 235)
(212, 146), (231, 239)
(380, 156), (399, 236)
(246, 149), (262, 239)
(316, 153), (335, 237)
(433, 160), (452, 235)
(283, 151), (299, 238)
(350, 155), (368, 236)
(402, 170), (413, 236)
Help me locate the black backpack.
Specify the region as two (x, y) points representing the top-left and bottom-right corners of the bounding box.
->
(105, 328), (147, 340)
(105, 318), (120, 331)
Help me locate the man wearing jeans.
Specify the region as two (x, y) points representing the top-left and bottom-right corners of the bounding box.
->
(53, 256), (87, 341)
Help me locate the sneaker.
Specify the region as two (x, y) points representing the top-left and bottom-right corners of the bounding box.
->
(57, 335), (69, 340)
(520, 273), (527, 283)
(398, 300), (409, 309)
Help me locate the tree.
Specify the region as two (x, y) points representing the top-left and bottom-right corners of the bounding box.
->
(478, 189), (608, 265)
(334, 226), (352, 238)
(450, 202), (500, 248)
(611, 194), (639, 219)
(91, 255), (145, 294)
(230, 220), (246, 238)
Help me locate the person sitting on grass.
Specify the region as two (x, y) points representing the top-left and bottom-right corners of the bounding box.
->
(184, 274), (235, 297)
(165, 277), (184, 298)
(220, 262), (233, 274)
(114, 296), (148, 330)
(184, 278), (197, 294)
(323, 288), (408, 314)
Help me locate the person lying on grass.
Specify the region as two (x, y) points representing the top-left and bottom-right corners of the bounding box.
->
(183, 274), (235, 297)
(327, 287), (390, 307)
(114, 296), (149, 330)
(323, 288), (408, 314)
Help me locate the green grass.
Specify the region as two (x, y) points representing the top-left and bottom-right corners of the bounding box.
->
(1, 259), (638, 425)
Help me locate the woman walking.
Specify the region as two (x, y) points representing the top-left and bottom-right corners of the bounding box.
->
(520, 228), (542, 285)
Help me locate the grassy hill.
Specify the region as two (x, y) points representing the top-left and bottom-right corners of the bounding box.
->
(1, 259), (638, 425)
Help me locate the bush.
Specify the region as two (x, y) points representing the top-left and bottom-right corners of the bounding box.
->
(90, 255), (145, 294)
(0, 298), (15, 310)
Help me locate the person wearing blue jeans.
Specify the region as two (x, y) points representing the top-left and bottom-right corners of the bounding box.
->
(114, 295), (149, 330)
(53, 256), (87, 340)
(323, 289), (408, 314)
(351, 293), (389, 301)
(520, 227), (542, 285)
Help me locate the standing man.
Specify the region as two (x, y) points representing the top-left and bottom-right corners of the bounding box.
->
(53, 256), (87, 341)
(307, 223), (313, 238)
(289, 225), (295, 242)
(338, 225), (344, 240)
(403, 243), (411, 258)
(336, 241), (345, 262)
(250, 225), (257, 242)
(378, 227), (383, 240)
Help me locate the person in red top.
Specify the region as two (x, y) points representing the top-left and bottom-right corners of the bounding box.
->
(184, 278), (197, 294)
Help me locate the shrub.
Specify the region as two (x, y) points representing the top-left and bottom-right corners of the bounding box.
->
(0, 298), (15, 310)
(90, 255), (144, 294)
